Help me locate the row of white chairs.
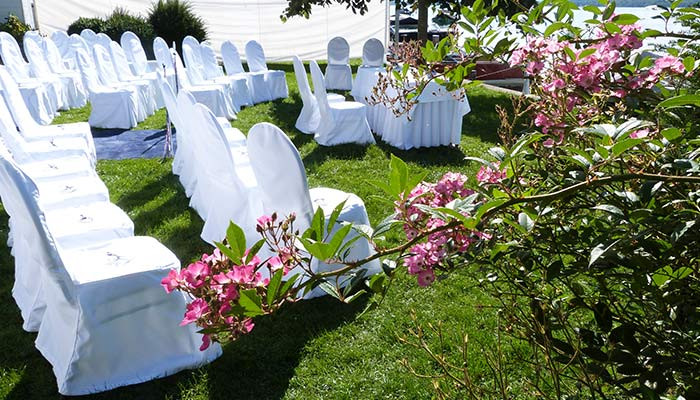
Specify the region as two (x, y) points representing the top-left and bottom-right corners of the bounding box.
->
(0, 83), (219, 394)
(324, 36), (385, 90)
(163, 82), (380, 292)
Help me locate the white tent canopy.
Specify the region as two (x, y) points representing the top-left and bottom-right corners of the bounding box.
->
(33, 0), (387, 61)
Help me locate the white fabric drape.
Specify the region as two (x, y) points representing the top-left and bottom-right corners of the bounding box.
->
(324, 37), (352, 91)
(36, 0), (385, 61)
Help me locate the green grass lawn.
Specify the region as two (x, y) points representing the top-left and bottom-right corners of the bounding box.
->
(0, 63), (528, 399)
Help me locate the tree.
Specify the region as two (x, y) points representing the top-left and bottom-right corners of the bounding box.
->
(281, 0), (536, 43)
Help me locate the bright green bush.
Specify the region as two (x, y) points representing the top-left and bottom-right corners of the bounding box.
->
(0, 14), (31, 43)
(148, 0), (207, 53)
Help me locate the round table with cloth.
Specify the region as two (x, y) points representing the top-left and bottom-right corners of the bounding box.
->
(351, 70), (471, 149)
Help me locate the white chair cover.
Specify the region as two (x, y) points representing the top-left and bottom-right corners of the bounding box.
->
(79, 28), (98, 46)
(291, 56), (344, 134)
(309, 61), (374, 146)
(159, 78), (186, 177)
(221, 40), (269, 104)
(200, 42), (252, 107)
(50, 31), (71, 59)
(39, 37), (88, 108)
(0, 68), (96, 163)
(73, 46), (139, 129)
(244, 40), (288, 100)
(191, 102), (261, 244)
(96, 32), (111, 48)
(164, 41), (236, 120)
(0, 154), (221, 395)
(362, 38), (384, 67)
(110, 41), (164, 108)
(325, 36), (353, 90)
(0, 33), (59, 122)
(246, 122), (380, 295)
(183, 38), (242, 112)
(120, 31), (154, 76)
(93, 44), (152, 121)
(23, 38), (81, 109)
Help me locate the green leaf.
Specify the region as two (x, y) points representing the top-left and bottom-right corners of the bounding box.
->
(589, 239), (621, 267)
(279, 273), (301, 296)
(612, 14), (639, 25)
(237, 289), (264, 317)
(544, 22), (569, 37)
(266, 269), (284, 307)
(327, 200), (346, 233)
(611, 138), (644, 158)
(661, 127), (681, 141)
(593, 204), (624, 217)
(671, 220), (696, 244)
(577, 48), (596, 60)
(389, 154), (410, 197)
(658, 94), (700, 109)
(367, 273), (387, 294)
(327, 223), (353, 258)
(245, 239), (266, 264)
(225, 222), (247, 262)
(372, 215), (401, 239)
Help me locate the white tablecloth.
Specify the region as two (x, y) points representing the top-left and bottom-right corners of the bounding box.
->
(351, 68), (471, 150)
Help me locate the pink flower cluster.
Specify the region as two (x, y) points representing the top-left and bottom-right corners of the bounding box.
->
(395, 173), (491, 287)
(476, 162), (507, 184)
(509, 23), (688, 143)
(161, 248), (268, 350)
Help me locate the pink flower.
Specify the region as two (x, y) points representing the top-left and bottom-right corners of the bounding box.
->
(243, 318), (255, 333)
(476, 162), (507, 185)
(181, 261), (210, 289)
(543, 138), (556, 148)
(161, 269), (180, 293)
(180, 298), (210, 326)
(200, 334), (211, 351)
(417, 269), (436, 287)
(629, 128), (649, 139)
(256, 215), (273, 229)
(654, 55), (685, 74)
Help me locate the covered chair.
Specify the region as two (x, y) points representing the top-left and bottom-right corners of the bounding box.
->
(23, 38), (85, 109)
(182, 38), (241, 112)
(309, 60), (374, 146)
(39, 36), (88, 108)
(73, 46), (139, 129)
(292, 56), (344, 134)
(244, 40), (288, 100)
(200, 41), (252, 107)
(120, 31), (158, 76)
(109, 41), (164, 108)
(187, 101), (261, 244)
(156, 37), (236, 120)
(246, 122), (380, 295)
(79, 28), (98, 46)
(0, 153), (221, 395)
(325, 36), (353, 90)
(0, 68), (96, 163)
(93, 43), (154, 120)
(50, 31), (72, 61)
(221, 40), (269, 104)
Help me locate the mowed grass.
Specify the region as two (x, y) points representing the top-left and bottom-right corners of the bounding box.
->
(0, 63), (529, 399)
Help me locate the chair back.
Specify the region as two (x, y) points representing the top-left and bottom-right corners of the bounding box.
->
(96, 32), (112, 48)
(0, 67), (40, 132)
(50, 31), (70, 57)
(247, 122), (315, 230)
(309, 60), (330, 116)
(292, 56), (314, 107)
(120, 31), (149, 75)
(0, 32), (31, 80)
(182, 40), (206, 84)
(23, 37), (53, 78)
(200, 42), (222, 80)
(80, 28), (98, 45)
(93, 44), (121, 86)
(74, 47), (104, 94)
(44, 38), (68, 73)
(221, 41), (245, 75)
(0, 152), (76, 304)
(327, 36), (350, 65)
(244, 40), (268, 72)
(362, 38), (384, 67)
(158, 77), (183, 130)
(109, 41), (136, 81)
(153, 36), (174, 71)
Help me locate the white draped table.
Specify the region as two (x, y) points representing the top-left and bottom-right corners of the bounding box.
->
(351, 67), (471, 150)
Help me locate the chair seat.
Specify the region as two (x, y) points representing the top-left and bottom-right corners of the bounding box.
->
(44, 202), (134, 250)
(19, 156), (92, 182)
(36, 175), (109, 211)
(328, 93), (345, 102)
(329, 101), (365, 111)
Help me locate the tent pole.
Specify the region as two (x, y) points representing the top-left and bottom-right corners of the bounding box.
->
(394, 1), (400, 43)
(31, 0), (40, 31)
(384, 0), (389, 47)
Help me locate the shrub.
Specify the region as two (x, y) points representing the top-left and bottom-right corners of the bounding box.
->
(148, 0), (207, 53)
(0, 14), (31, 43)
(67, 17), (106, 36)
(103, 7), (155, 57)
